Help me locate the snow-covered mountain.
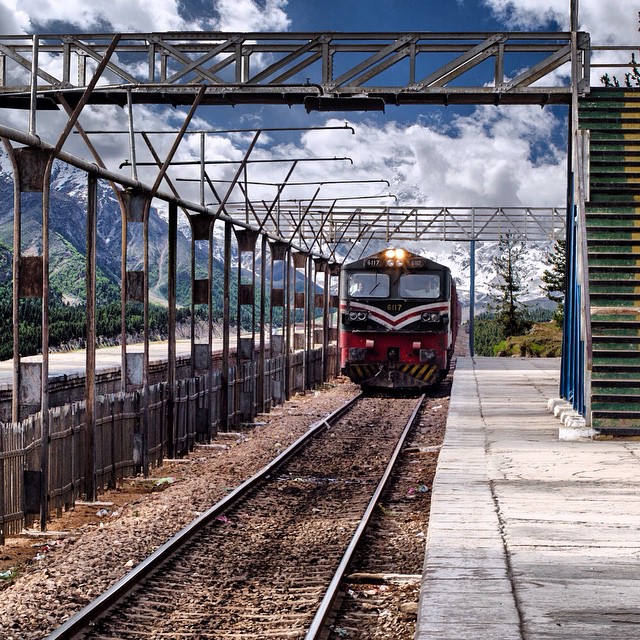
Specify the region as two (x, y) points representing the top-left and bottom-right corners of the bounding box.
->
(414, 240), (554, 311)
(0, 156), (557, 314)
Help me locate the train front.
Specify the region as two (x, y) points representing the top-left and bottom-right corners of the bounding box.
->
(339, 248), (454, 390)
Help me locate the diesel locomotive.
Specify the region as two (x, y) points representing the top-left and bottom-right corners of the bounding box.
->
(339, 248), (460, 390)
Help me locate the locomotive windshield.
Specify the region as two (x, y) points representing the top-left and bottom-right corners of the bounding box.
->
(348, 272), (390, 298)
(398, 273), (441, 299)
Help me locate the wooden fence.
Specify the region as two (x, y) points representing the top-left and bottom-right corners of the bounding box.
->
(0, 346), (337, 544)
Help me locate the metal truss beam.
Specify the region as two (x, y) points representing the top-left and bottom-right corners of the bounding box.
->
(0, 31), (590, 109)
(223, 204), (566, 245)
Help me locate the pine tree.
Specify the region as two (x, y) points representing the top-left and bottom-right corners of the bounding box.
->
(491, 233), (532, 338)
(541, 238), (566, 326)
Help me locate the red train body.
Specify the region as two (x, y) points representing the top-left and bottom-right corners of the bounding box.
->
(339, 248), (460, 390)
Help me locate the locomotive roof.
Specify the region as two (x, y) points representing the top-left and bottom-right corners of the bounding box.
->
(342, 248), (451, 273)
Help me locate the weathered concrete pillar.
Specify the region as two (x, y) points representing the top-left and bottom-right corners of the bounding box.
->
(187, 212), (214, 439)
(269, 241), (288, 404)
(291, 251), (308, 393)
(235, 228), (259, 422)
(314, 257), (330, 383)
(119, 188), (147, 475)
(329, 263), (342, 378)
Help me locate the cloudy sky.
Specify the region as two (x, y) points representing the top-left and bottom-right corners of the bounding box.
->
(0, 0), (637, 211)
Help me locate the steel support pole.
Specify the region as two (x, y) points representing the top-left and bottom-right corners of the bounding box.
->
(251, 240), (257, 414)
(189, 230), (196, 378)
(291, 254), (300, 391)
(221, 222), (232, 429)
(334, 266), (342, 378)
(306, 255), (314, 390)
(321, 261), (331, 383)
(469, 239), (476, 358)
(258, 234), (267, 413)
(207, 219), (214, 439)
(167, 202), (177, 458)
(284, 248), (291, 400)
(236, 243), (242, 370)
(85, 173), (97, 501)
(268, 247), (275, 399)
(120, 200), (127, 393)
(142, 197), (150, 477)
(0, 422), (4, 545)
(6, 143), (20, 424)
(40, 158), (53, 532)
(28, 35), (38, 136)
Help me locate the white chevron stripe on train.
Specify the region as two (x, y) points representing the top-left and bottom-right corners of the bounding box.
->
(343, 301), (449, 330)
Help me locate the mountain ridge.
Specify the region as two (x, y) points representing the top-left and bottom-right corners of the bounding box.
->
(0, 156), (556, 315)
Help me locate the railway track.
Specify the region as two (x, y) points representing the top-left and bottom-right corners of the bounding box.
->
(326, 386), (450, 639)
(45, 393), (425, 640)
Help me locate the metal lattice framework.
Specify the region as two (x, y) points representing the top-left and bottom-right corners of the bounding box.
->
(0, 31), (590, 110)
(222, 203), (565, 249)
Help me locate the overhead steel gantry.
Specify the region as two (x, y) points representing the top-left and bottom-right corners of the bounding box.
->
(0, 31), (589, 111)
(222, 203), (565, 248)
(0, 26), (584, 532)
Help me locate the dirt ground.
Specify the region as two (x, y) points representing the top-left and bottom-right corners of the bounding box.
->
(0, 327), (466, 638)
(0, 380), (365, 638)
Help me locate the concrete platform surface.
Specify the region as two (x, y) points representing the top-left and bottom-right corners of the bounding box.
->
(0, 339), (201, 387)
(415, 356), (640, 640)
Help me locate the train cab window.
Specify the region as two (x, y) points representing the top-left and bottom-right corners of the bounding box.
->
(348, 272), (389, 298)
(399, 273), (441, 299)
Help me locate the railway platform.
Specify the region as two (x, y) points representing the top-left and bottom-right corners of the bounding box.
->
(416, 356), (640, 640)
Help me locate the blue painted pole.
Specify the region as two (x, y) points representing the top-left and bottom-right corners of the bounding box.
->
(469, 239), (476, 357)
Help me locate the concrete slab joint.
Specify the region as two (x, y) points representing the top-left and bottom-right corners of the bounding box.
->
(416, 356), (640, 639)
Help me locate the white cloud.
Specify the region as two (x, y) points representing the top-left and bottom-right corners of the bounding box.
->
(285, 107), (566, 208)
(0, 0), (290, 34)
(212, 0), (290, 31)
(0, 0), (30, 34)
(0, 0), (193, 32)
(482, 0), (638, 45)
(480, 0), (567, 28)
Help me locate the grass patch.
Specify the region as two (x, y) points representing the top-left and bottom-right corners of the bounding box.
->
(493, 322), (562, 357)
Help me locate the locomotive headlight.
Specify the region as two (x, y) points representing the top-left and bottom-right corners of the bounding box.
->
(384, 248), (406, 264)
(348, 310), (369, 321)
(348, 311), (359, 321)
(356, 311), (368, 321)
(421, 311), (440, 322)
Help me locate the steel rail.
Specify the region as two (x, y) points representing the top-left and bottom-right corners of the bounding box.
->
(305, 393), (426, 639)
(45, 392), (362, 640)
